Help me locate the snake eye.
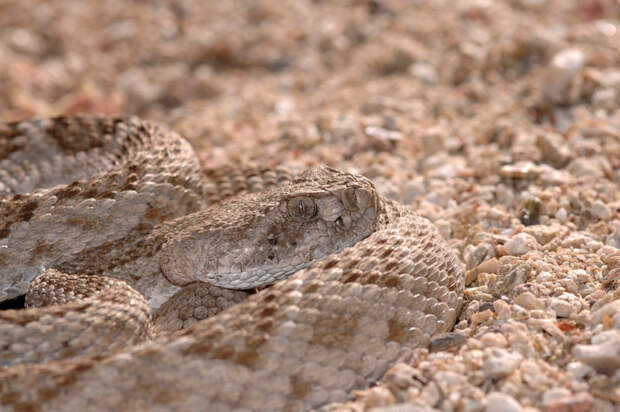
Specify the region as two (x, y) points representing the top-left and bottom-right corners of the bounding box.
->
(287, 196), (318, 222)
(335, 217), (344, 230)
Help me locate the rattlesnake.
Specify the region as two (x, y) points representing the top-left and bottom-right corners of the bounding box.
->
(0, 116), (463, 411)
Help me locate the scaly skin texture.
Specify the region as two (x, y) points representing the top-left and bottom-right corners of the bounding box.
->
(0, 116), (464, 411)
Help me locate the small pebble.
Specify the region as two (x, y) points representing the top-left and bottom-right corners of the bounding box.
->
(429, 332), (467, 352)
(370, 404), (439, 412)
(567, 269), (591, 284)
(416, 381), (441, 407)
(383, 363), (420, 396)
(536, 271), (554, 282)
(467, 257), (500, 285)
(536, 132), (571, 168)
(499, 162), (541, 180)
(543, 48), (585, 104)
(485, 392), (522, 412)
(520, 359), (549, 388)
(493, 300), (512, 320)
(461, 399), (484, 412)
(514, 291), (545, 310)
(518, 196), (543, 226)
(471, 309), (494, 326)
(419, 128), (445, 156)
(466, 244), (492, 270)
(591, 87), (617, 111)
(550, 298), (573, 318)
(492, 262), (531, 296)
(362, 386), (396, 409)
(542, 391), (594, 412)
(589, 300), (620, 326)
(573, 330), (620, 373)
(566, 361), (594, 380)
(555, 207), (568, 223)
(505, 233), (540, 256)
(542, 387), (571, 403)
(590, 201), (612, 221)
(482, 348), (523, 379)
(434, 370), (465, 394)
(409, 62), (438, 84)
(480, 332), (507, 348)
(567, 157), (606, 179)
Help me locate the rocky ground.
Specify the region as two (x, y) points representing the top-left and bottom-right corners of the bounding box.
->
(1, 0), (619, 411)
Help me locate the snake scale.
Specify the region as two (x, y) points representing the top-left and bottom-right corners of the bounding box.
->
(0, 116), (463, 411)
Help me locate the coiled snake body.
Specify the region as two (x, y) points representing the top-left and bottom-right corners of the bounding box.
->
(0, 116), (463, 411)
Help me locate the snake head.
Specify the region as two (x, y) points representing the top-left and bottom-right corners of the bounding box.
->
(159, 166), (380, 289)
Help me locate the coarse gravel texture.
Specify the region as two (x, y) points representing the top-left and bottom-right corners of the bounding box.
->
(1, 0), (619, 411)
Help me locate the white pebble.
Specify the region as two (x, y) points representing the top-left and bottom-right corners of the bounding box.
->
(409, 61), (438, 84)
(482, 348), (523, 379)
(514, 291), (544, 310)
(555, 207), (568, 224)
(486, 392), (522, 412)
(567, 269), (591, 284)
(573, 330), (620, 373)
(543, 48), (585, 104)
(590, 300), (620, 326)
(590, 201), (612, 221)
(480, 332), (507, 348)
(568, 157), (605, 178)
(494, 300), (512, 320)
(505, 233), (540, 256)
(550, 297), (573, 318)
(536, 271), (554, 282)
(566, 361), (594, 380)
(542, 387), (571, 403)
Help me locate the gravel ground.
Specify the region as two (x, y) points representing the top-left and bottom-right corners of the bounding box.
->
(1, 0), (619, 411)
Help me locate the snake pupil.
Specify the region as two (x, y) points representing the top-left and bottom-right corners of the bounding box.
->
(287, 196), (318, 221)
(335, 217), (344, 230)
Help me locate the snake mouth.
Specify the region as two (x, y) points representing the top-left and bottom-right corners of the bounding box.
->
(192, 226), (375, 290)
(188, 204), (377, 290)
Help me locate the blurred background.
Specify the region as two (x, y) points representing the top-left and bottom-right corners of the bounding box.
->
(0, 0), (617, 173)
